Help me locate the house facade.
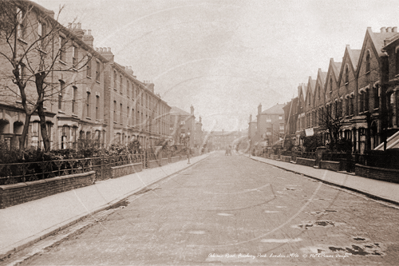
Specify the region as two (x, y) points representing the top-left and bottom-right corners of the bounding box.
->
(283, 27), (399, 153)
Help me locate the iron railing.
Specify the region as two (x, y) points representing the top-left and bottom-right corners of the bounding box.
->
(0, 153), (143, 185)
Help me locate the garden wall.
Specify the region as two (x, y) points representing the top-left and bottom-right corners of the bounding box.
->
(296, 157), (316, 167)
(147, 160), (161, 168)
(111, 163), (143, 179)
(320, 160), (340, 172)
(270, 154), (280, 160)
(280, 155), (292, 162)
(355, 164), (399, 183)
(0, 171), (95, 209)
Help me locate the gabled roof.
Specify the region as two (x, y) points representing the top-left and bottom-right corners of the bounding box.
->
(367, 27), (398, 56)
(338, 45), (361, 85)
(170, 106), (191, 116)
(358, 27), (399, 73)
(307, 76), (317, 94)
(314, 69), (327, 104)
(325, 58), (341, 90)
(260, 103), (285, 115)
(298, 83), (306, 101)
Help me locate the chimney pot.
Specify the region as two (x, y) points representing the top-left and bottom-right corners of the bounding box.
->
(387, 27), (392, 32)
(77, 22), (81, 29)
(393, 27), (398, 32)
(83, 29), (87, 35)
(381, 27), (386, 33)
(68, 22), (72, 28)
(108, 47), (111, 52)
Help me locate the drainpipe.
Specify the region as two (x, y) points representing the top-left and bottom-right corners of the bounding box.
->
(379, 53), (389, 151)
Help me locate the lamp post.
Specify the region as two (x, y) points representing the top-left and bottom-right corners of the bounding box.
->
(187, 131), (191, 164)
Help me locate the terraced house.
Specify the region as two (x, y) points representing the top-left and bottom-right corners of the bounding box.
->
(0, 0), (170, 151)
(284, 27), (399, 154)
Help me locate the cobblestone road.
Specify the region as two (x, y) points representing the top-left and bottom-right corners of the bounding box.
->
(18, 152), (399, 265)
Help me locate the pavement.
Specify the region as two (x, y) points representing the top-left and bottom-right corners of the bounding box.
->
(247, 154), (399, 205)
(0, 153), (210, 261)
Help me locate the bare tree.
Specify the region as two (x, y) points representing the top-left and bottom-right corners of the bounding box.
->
(0, 0), (90, 152)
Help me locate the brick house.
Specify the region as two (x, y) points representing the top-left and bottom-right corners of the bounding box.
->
(283, 27), (399, 154)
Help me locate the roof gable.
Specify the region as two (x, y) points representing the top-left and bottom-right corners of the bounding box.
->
(357, 27), (399, 76)
(337, 45), (361, 85)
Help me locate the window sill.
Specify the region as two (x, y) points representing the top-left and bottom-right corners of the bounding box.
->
(87, 76), (91, 79)
(59, 60), (67, 66)
(96, 80), (100, 84)
(72, 114), (78, 117)
(58, 110), (65, 114)
(86, 117), (91, 120)
(16, 100), (22, 104)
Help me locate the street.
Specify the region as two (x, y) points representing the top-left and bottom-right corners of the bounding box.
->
(17, 152), (399, 265)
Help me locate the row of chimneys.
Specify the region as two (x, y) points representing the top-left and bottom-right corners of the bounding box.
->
(96, 47), (112, 53)
(381, 27), (397, 33)
(69, 23), (136, 78)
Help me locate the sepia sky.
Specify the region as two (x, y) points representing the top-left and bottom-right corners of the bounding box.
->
(33, 0), (399, 131)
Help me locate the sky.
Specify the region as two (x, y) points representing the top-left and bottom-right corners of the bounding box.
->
(33, 0), (399, 131)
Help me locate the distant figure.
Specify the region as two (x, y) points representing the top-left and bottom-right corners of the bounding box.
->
(225, 145), (232, 156)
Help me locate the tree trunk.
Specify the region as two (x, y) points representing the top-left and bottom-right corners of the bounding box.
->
(19, 113), (31, 151)
(38, 104), (51, 152)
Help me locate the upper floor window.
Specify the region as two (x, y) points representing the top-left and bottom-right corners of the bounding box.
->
(72, 86), (77, 113)
(330, 77), (333, 93)
(59, 36), (66, 62)
(16, 7), (25, 39)
(266, 115), (271, 122)
(58, 80), (65, 110)
(38, 21), (45, 48)
(113, 71), (117, 88)
(279, 115), (282, 120)
(96, 61), (100, 82)
(86, 92), (91, 118)
(366, 51), (371, 73)
(120, 75), (123, 94)
(345, 66), (349, 84)
(96, 95), (100, 120)
(86, 58), (91, 78)
(72, 46), (78, 68)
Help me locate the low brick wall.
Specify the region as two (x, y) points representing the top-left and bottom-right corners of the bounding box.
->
(147, 160), (161, 168)
(280, 155), (291, 162)
(111, 163), (143, 179)
(161, 158), (169, 166)
(355, 164), (399, 183)
(0, 171), (95, 209)
(296, 157), (316, 167)
(171, 156), (180, 163)
(270, 154), (280, 160)
(320, 160), (340, 172)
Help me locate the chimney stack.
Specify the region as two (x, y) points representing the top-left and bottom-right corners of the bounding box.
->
(387, 27), (392, 32)
(190, 105), (194, 115)
(381, 27), (386, 33)
(393, 27), (398, 33)
(83, 28), (94, 48)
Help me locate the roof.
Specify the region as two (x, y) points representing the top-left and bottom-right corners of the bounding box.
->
(170, 106), (191, 116)
(368, 28), (398, 56)
(347, 47), (361, 71)
(308, 77), (317, 94)
(261, 103), (285, 115)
